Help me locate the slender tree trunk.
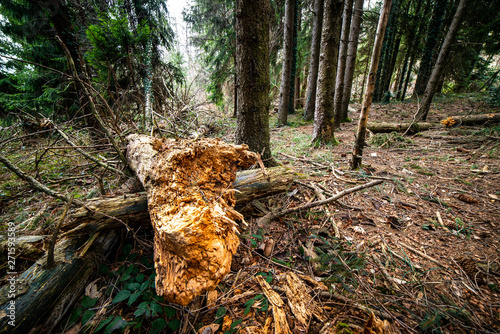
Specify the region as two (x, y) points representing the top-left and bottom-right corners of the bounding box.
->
(411, 0), (471, 123)
(333, 0), (354, 128)
(303, 0), (324, 121)
(277, 0), (296, 125)
(360, 21), (376, 103)
(235, 0), (274, 163)
(312, 0), (343, 145)
(373, 0), (399, 103)
(413, 0), (448, 97)
(288, 0), (300, 114)
(350, 0), (392, 170)
(400, 0), (431, 100)
(232, 53), (238, 118)
(340, 0), (364, 121)
(294, 9), (303, 110)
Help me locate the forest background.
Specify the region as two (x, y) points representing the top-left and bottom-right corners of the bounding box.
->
(0, 0), (499, 333)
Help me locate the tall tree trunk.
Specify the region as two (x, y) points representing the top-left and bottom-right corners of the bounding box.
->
(312, 0), (343, 145)
(400, 0), (431, 100)
(303, 0), (325, 121)
(232, 52), (238, 118)
(294, 5), (303, 110)
(277, 0), (296, 125)
(333, 0), (354, 128)
(411, 0), (471, 123)
(373, 0), (399, 102)
(340, 0), (364, 121)
(288, 0), (300, 114)
(350, 0), (392, 170)
(235, 0), (274, 163)
(413, 0), (448, 97)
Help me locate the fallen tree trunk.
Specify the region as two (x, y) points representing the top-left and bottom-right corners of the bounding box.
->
(125, 135), (296, 305)
(0, 231), (121, 334)
(61, 165), (297, 235)
(440, 113), (500, 127)
(0, 164), (295, 332)
(368, 113), (500, 134)
(0, 137), (297, 331)
(367, 121), (432, 133)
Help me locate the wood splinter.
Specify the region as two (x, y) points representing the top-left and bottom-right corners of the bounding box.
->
(126, 135), (259, 305)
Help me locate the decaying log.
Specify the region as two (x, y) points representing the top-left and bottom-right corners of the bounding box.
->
(368, 113), (500, 134)
(126, 135), (264, 305)
(0, 231), (120, 334)
(61, 166), (297, 235)
(440, 113), (500, 127)
(0, 235), (46, 263)
(367, 121), (432, 134)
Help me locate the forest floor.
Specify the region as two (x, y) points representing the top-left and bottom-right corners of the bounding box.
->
(1, 94), (499, 333)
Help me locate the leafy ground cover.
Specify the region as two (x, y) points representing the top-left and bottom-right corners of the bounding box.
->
(1, 94), (499, 333)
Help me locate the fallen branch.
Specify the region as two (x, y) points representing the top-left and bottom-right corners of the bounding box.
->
(50, 120), (125, 176)
(256, 180), (383, 226)
(310, 182), (340, 238)
(0, 152), (86, 208)
(398, 241), (446, 268)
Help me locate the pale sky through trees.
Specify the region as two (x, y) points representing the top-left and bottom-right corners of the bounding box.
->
(167, 0), (190, 54)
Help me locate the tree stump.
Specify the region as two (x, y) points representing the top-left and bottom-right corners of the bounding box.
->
(126, 135), (259, 305)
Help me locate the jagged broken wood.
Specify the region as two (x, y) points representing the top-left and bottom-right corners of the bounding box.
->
(126, 135), (275, 305)
(60, 165), (296, 236)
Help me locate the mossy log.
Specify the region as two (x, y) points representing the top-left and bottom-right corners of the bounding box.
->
(367, 122), (432, 134)
(0, 236), (46, 263)
(367, 113), (500, 134)
(0, 231), (120, 334)
(440, 113), (500, 127)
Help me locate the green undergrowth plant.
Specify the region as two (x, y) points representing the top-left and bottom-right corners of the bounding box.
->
(306, 238), (366, 293)
(66, 242), (181, 333)
(370, 131), (414, 148)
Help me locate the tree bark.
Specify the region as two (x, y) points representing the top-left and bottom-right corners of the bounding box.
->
(277, 0), (296, 125)
(333, 0), (354, 128)
(62, 165), (298, 235)
(312, 0), (343, 145)
(0, 231), (121, 334)
(350, 0), (393, 170)
(303, 0), (325, 121)
(367, 121), (431, 133)
(373, 0), (399, 103)
(340, 0), (364, 121)
(413, 0), (448, 98)
(410, 0), (471, 125)
(235, 0), (273, 162)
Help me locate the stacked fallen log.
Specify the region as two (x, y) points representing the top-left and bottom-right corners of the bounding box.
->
(126, 135), (263, 305)
(0, 136), (297, 332)
(0, 231), (121, 334)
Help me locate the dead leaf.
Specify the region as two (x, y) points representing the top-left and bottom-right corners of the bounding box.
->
(198, 323), (220, 334)
(352, 226), (366, 234)
(222, 315), (232, 332)
(206, 289), (217, 306)
(85, 280), (102, 299)
(361, 312), (394, 334)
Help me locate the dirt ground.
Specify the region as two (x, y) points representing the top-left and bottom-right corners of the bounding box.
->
(1, 95), (499, 333)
